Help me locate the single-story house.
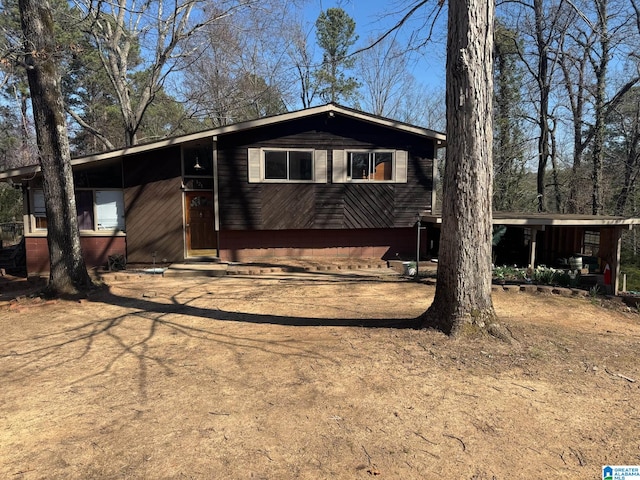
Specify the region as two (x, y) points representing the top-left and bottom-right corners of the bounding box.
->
(2, 102), (638, 295)
(0, 104), (445, 274)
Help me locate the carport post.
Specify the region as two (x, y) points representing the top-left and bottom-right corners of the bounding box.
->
(528, 227), (541, 268)
(614, 226), (625, 295)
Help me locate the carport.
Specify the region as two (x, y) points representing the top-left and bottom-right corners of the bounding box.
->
(421, 213), (640, 295)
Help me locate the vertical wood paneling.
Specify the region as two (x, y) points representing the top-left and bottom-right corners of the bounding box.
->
(124, 148), (184, 263)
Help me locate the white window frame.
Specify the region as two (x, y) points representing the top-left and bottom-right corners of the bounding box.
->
(346, 150), (395, 182)
(332, 149), (408, 183)
(248, 148), (327, 183)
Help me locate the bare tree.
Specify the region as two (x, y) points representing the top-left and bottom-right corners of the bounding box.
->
(76, 0), (259, 146)
(587, 0), (640, 214)
(498, 0), (569, 212)
(181, 2), (292, 126)
(288, 23), (320, 109)
(356, 36), (417, 117)
(18, 0), (91, 295)
(499, 0), (640, 214)
(420, 0), (497, 334)
(558, 13), (596, 213)
(396, 83), (446, 129)
(606, 87), (640, 215)
(529, 0), (566, 212)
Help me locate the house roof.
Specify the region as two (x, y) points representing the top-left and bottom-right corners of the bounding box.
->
(0, 103), (446, 181)
(421, 212), (640, 227)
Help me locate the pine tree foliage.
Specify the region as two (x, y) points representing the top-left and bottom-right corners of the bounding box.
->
(315, 7), (359, 104)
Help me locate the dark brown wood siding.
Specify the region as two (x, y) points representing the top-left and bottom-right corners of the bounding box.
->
(217, 113), (435, 230)
(123, 147), (184, 263)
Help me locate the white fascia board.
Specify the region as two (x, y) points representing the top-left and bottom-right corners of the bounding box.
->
(0, 104), (447, 181)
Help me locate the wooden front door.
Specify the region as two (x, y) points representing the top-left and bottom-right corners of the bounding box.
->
(185, 192), (216, 252)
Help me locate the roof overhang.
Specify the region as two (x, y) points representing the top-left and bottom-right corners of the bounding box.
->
(0, 103), (447, 182)
(421, 212), (640, 228)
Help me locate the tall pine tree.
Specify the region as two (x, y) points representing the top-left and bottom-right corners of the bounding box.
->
(315, 8), (359, 104)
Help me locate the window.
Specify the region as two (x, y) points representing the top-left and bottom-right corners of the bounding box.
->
(32, 189), (124, 232)
(264, 150), (313, 180)
(582, 230), (600, 256)
(332, 149), (408, 183)
(76, 190), (94, 230)
(347, 151), (393, 181)
(33, 190), (47, 229)
(248, 148), (327, 183)
(96, 190), (125, 230)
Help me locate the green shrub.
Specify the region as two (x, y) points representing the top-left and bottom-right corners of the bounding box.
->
(531, 266), (570, 286)
(621, 263), (640, 292)
(493, 265), (527, 282)
(0, 184), (22, 223)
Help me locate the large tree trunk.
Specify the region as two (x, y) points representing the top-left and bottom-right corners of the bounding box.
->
(534, 0), (551, 213)
(420, 0), (496, 335)
(19, 0), (92, 295)
(591, 0), (608, 215)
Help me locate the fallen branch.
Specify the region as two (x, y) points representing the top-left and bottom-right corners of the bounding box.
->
(414, 432), (438, 445)
(443, 433), (466, 452)
(420, 449), (440, 459)
(258, 449), (273, 461)
(569, 447), (586, 466)
(616, 373), (636, 383)
(362, 445), (372, 465)
(512, 382), (536, 392)
(605, 368), (636, 383)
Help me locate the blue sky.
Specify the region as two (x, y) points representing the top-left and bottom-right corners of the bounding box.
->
(301, 0), (447, 90)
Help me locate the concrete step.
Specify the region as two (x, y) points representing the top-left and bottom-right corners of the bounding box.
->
(163, 263), (228, 278)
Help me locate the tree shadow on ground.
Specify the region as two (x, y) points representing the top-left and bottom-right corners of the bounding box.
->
(93, 282), (423, 329)
(0, 274), (427, 402)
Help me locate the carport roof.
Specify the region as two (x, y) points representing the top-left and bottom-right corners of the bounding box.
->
(421, 212), (640, 227)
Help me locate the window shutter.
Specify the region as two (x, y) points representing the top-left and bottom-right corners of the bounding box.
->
(395, 150), (408, 183)
(314, 150), (327, 183)
(332, 150), (347, 183)
(248, 148), (261, 183)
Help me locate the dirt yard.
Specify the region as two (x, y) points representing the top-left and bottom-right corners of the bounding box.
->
(1, 264), (639, 479)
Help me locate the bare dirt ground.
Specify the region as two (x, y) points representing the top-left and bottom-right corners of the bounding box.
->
(1, 263), (640, 479)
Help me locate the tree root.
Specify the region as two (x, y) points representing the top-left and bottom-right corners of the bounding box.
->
(487, 323), (517, 344)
